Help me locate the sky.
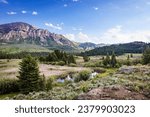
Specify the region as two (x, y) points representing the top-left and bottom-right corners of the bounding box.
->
(0, 0), (150, 44)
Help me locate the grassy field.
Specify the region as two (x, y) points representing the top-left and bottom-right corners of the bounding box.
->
(0, 58), (90, 79)
(0, 53), (149, 100)
(0, 53), (143, 80)
(0, 44), (51, 53)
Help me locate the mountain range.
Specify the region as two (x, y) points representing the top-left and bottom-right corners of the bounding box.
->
(0, 22), (149, 54)
(0, 22), (104, 52)
(0, 22), (75, 47)
(81, 41), (150, 56)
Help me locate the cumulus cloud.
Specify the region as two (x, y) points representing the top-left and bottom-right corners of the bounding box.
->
(99, 25), (150, 44)
(64, 34), (75, 41)
(7, 11), (17, 15)
(21, 10), (27, 14)
(77, 32), (89, 40)
(0, 0), (8, 4)
(45, 23), (62, 30)
(64, 32), (91, 42)
(64, 26), (150, 44)
(32, 11), (38, 15)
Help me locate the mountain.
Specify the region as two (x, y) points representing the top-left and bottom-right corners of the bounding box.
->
(81, 41), (150, 56)
(0, 22), (76, 49)
(78, 42), (106, 50)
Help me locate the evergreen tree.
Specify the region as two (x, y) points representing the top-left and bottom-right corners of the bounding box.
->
(130, 53), (133, 58)
(62, 52), (68, 64)
(17, 55), (42, 94)
(68, 55), (76, 64)
(127, 54), (130, 60)
(83, 56), (90, 62)
(126, 54), (131, 66)
(103, 53), (110, 67)
(142, 47), (150, 64)
(51, 53), (58, 61)
(46, 53), (53, 61)
(54, 50), (61, 60)
(110, 52), (117, 67)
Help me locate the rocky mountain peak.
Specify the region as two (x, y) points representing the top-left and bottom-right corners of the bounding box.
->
(0, 22), (75, 47)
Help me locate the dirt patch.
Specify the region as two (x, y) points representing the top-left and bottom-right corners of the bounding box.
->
(78, 85), (147, 100)
(39, 64), (89, 78)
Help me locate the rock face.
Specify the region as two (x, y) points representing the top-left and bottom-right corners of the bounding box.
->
(0, 22), (75, 47)
(78, 85), (147, 100)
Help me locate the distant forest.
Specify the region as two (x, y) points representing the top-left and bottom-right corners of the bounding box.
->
(81, 42), (150, 56)
(0, 51), (49, 59)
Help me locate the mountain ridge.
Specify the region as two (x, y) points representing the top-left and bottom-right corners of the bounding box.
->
(0, 22), (76, 48)
(81, 41), (150, 56)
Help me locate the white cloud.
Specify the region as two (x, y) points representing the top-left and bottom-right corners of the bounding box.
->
(73, 0), (79, 2)
(0, 0), (8, 4)
(93, 7), (99, 10)
(77, 32), (89, 40)
(64, 34), (75, 41)
(99, 26), (150, 44)
(64, 4), (68, 7)
(7, 12), (17, 15)
(45, 23), (62, 30)
(64, 26), (150, 44)
(21, 10), (27, 14)
(64, 32), (91, 42)
(32, 11), (38, 15)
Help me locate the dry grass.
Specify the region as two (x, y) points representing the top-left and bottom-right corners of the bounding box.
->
(0, 59), (90, 79)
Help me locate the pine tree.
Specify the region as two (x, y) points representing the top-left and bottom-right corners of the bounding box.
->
(126, 54), (131, 66)
(62, 52), (68, 64)
(130, 53), (133, 58)
(103, 53), (110, 67)
(110, 52), (117, 67)
(68, 55), (76, 64)
(142, 47), (150, 64)
(51, 53), (58, 61)
(83, 56), (90, 62)
(17, 55), (42, 94)
(46, 53), (53, 61)
(54, 50), (61, 60)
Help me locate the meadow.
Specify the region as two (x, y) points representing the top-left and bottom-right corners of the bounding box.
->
(0, 53), (150, 100)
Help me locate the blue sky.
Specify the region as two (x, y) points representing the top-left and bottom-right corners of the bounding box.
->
(0, 0), (150, 44)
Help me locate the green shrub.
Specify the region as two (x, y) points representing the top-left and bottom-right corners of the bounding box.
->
(132, 59), (142, 65)
(75, 70), (91, 82)
(56, 61), (66, 66)
(39, 75), (46, 91)
(0, 79), (19, 94)
(68, 63), (77, 67)
(142, 47), (150, 64)
(83, 56), (90, 62)
(93, 68), (106, 73)
(46, 78), (53, 91)
(84, 61), (102, 67)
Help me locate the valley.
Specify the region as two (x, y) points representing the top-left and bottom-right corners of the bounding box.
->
(0, 22), (150, 100)
(0, 53), (149, 100)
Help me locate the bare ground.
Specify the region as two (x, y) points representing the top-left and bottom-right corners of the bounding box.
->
(78, 85), (148, 100)
(39, 64), (89, 77)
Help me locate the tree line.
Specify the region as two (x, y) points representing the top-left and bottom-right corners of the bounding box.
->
(39, 50), (76, 65)
(81, 42), (150, 56)
(0, 51), (49, 59)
